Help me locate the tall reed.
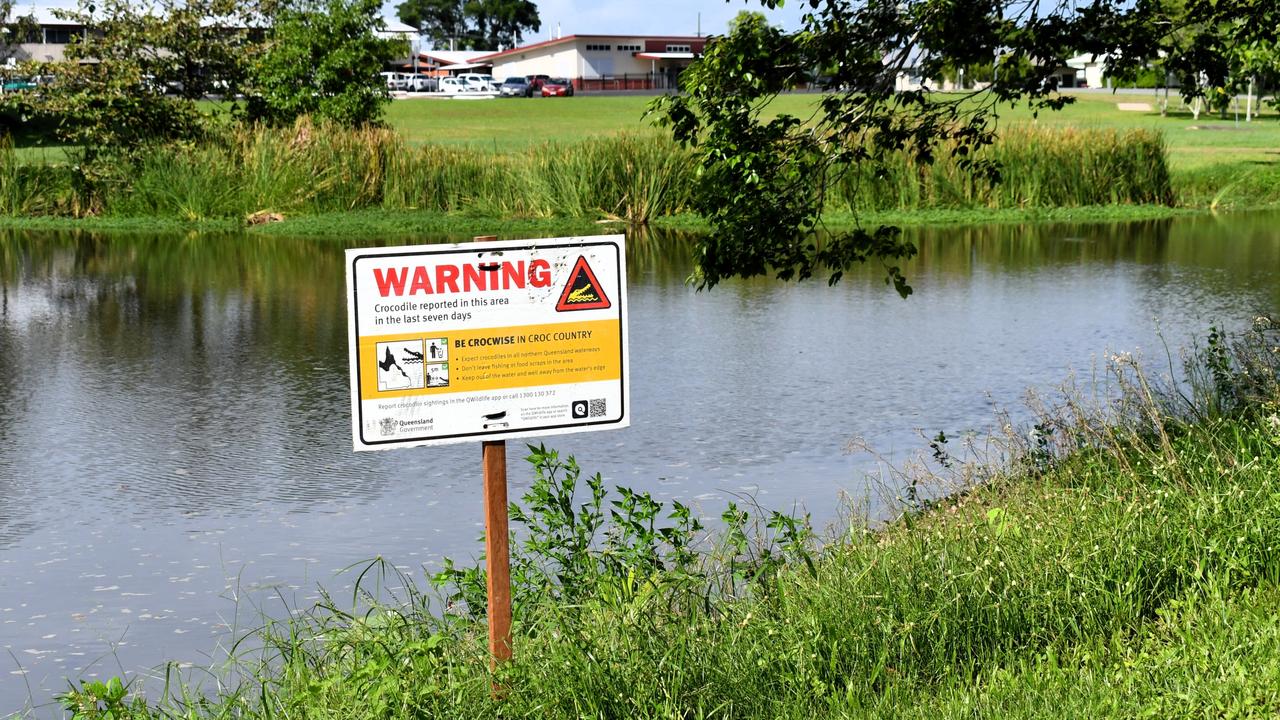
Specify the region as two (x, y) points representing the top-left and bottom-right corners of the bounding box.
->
(0, 137), (78, 215)
(114, 121), (697, 222)
(3, 120), (1176, 222)
(833, 126), (1174, 212)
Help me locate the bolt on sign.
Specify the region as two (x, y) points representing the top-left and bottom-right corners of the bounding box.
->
(346, 235), (629, 450)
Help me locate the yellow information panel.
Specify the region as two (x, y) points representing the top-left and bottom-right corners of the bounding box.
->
(345, 236), (629, 450)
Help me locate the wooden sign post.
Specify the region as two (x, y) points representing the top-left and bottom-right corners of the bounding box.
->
(482, 439), (512, 665)
(473, 235), (513, 668)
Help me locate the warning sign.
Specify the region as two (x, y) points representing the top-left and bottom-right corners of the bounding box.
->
(345, 236), (629, 450)
(556, 256), (611, 311)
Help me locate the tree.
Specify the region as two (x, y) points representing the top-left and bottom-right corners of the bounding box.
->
(0, 3), (51, 131)
(464, 0), (539, 50)
(396, 0), (537, 50)
(650, 0), (1269, 293)
(728, 10), (768, 34)
(0, 2), (42, 70)
(396, 0), (467, 50)
(18, 0), (255, 161)
(1152, 0), (1280, 115)
(246, 0), (404, 126)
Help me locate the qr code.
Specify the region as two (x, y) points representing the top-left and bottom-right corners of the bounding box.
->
(573, 398), (607, 419)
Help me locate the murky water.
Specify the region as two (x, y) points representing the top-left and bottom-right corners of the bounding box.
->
(2, 213), (1279, 715)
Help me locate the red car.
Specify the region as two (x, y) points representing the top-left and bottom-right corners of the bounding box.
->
(540, 78), (574, 97)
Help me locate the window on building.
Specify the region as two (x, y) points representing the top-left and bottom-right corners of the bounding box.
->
(616, 44), (641, 52)
(585, 43), (612, 52)
(666, 44), (690, 52)
(43, 27), (75, 44)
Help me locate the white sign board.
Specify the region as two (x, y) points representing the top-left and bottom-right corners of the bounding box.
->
(346, 236), (629, 450)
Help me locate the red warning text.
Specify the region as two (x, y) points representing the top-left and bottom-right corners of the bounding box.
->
(373, 259), (553, 298)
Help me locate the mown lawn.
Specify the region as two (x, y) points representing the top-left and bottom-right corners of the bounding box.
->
(16, 90), (1280, 171)
(384, 90), (1280, 171)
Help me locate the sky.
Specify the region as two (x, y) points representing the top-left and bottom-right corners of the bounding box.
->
(25, 0), (806, 45)
(384, 0), (809, 45)
(521, 0), (806, 38)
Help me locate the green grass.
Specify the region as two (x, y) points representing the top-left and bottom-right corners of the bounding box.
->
(19, 89), (1280, 167)
(0, 203), (1194, 240)
(0, 203), (1210, 239)
(384, 95), (663, 150)
(0, 120), (1185, 225)
(382, 91), (1280, 171)
(51, 320), (1280, 719)
(2, 89), (1279, 232)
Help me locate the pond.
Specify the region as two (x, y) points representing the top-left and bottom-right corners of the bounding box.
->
(2, 212), (1279, 716)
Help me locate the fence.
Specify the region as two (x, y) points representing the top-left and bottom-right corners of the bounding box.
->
(573, 73), (683, 92)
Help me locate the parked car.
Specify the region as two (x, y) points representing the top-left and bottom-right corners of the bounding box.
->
(458, 73), (499, 92)
(406, 74), (437, 92)
(525, 74), (551, 93)
(540, 78), (574, 97)
(498, 76), (531, 97)
(2, 77), (39, 93)
(439, 77), (474, 94)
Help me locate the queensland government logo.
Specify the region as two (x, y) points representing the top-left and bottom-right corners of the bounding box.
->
(378, 417), (397, 437)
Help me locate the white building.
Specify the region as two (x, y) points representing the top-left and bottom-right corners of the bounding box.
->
(1066, 52), (1111, 89)
(4, 7), (87, 64)
(474, 34), (707, 91)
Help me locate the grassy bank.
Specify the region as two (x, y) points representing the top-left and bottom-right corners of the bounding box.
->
(56, 320), (1280, 719)
(6, 90), (1280, 234)
(0, 203), (1207, 241)
(0, 122), (1193, 223)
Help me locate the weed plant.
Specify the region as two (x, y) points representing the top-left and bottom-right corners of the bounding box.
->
(56, 318), (1280, 719)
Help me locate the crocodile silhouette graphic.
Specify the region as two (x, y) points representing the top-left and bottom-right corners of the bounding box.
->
(567, 285), (599, 303)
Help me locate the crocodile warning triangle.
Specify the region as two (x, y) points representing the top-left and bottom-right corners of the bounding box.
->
(555, 255), (611, 312)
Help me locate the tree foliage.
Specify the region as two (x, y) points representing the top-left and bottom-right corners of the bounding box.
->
(396, 0), (466, 49)
(466, 0), (540, 50)
(246, 0), (403, 126)
(651, 0), (1277, 293)
(15, 0), (400, 162)
(728, 9), (769, 34)
(10, 0), (260, 178)
(0, 2), (42, 67)
(396, 0), (538, 50)
(1151, 0), (1280, 111)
